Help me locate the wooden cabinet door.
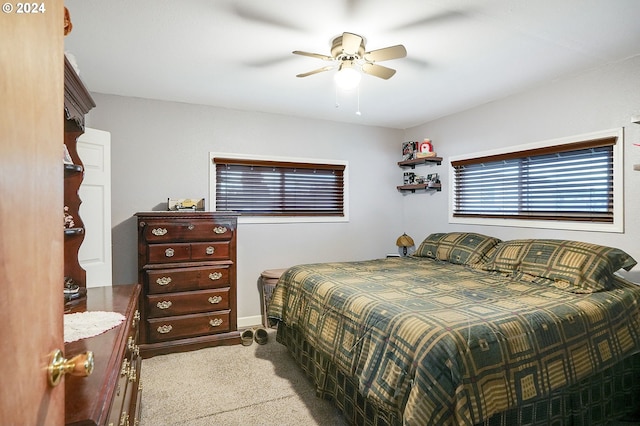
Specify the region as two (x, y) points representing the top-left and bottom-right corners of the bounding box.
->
(0, 3), (66, 425)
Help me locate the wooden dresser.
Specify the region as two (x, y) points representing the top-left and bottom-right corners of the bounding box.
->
(136, 212), (241, 357)
(65, 284), (142, 426)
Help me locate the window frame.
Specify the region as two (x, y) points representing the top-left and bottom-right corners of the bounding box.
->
(448, 128), (624, 233)
(209, 152), (349, 224)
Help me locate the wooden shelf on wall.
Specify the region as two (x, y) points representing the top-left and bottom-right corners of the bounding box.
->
(397, 183), (442, 193)
(398, 156), (442, 169)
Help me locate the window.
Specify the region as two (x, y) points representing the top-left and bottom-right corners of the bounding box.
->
(210, 154), (348, 223)
(449, 129), (623, 232)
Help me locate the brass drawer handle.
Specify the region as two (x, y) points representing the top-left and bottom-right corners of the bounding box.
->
(209, 318), (223, 327)
(208, 296), (222, 304)
(127, 336), (140, 356)
(206, 246), (215, 255)
(213, 226), (227, 234)
(120, 359), (130, 377)
(156, 301), (172, 310)
(165, 248), (174, 257)
(209, 272), (222, 280)
(188, 224), (195, 230)
(152, 228), (167, 236)
(157, 325), (173, 334)
(156, 277), (172, 286)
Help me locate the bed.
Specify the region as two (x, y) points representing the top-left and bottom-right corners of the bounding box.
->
(268, 233), (640, 425)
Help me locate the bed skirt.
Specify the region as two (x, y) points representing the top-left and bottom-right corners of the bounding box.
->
(276, 323), (640, 426)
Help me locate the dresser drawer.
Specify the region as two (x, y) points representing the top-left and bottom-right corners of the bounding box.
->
(146, 265), (230, 294)
(147, 310), (231, 342)
(107, 358), (131, 426)
(108, 304), (141, 426)
(190, 241), (230, 261)
(146, 242), (230, 264)
(146, 288), (230, 318)
(107, 354), (141, 426)
(142, 220), (234, 243)
(147, 243), (191, 263)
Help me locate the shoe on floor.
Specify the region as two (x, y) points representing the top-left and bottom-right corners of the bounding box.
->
(254, 327), (268, 345)
(241, 329), (254, 346)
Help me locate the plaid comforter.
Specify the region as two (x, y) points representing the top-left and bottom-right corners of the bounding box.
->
(268, 257), (640, 425)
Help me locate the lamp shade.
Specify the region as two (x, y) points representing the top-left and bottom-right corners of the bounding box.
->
(396, 233), (414, 248)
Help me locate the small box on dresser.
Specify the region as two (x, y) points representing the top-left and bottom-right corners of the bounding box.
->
(136, 211), (241, 358)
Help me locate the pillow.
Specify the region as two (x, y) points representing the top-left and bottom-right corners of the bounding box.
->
(414, 232), (502, 265)
(482, 239), (637, 293)
(480, 240), (529, 274)
(413, 233), (446, 259)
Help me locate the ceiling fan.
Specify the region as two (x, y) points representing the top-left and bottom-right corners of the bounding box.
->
(293, 32), (407, 82)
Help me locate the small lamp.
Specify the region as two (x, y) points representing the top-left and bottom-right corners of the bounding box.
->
(396, 233), (415, 256)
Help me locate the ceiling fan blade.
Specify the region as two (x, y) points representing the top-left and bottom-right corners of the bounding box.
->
(362, 63), (396, 80)
(364, 45), (407, 62)
(292, 50), (334, 61)
(296, 66), (335, 78)
(341, 32), (363, 55)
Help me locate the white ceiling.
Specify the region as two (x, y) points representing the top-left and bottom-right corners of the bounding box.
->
(63, 0), (640, 129)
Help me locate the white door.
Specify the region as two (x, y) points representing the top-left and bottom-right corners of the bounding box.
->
(78, 127), (113, 287)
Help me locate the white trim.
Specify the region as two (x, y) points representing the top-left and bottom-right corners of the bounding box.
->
(238, 315), (264, 329)
(209, 152), (350, 224)
(448, 128), (624, 233)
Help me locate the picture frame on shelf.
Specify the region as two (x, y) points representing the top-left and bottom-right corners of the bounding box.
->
(402, 141), (417, 161)
(403, 172), (416, 185)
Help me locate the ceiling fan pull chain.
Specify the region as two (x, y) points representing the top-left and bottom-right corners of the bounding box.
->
(356, 86), (361, 116)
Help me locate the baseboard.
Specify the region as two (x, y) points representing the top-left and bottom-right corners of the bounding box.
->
(238, 315), (263, 329)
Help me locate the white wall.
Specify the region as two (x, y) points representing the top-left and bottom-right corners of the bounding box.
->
(85, 95), (404, 325)
(403, 55), (640, 282)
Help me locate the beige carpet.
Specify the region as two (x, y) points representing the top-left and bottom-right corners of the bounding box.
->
(139, 328), (348, 426)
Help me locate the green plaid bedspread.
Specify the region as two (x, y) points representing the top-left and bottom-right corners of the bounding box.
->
(267, 257), (640, 425)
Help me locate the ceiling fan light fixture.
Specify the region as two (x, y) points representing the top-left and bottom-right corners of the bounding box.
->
(334, 66), (361, 90)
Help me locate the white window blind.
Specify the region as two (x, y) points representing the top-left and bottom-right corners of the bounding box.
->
(452, 137), (616, 223)
(213, 157), (345, 217)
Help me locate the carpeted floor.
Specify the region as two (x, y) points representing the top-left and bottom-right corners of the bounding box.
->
(139, 328), (348, 426)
